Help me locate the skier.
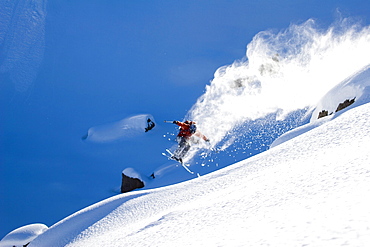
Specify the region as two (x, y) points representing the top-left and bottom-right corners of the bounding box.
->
(171, 120), (209, 163)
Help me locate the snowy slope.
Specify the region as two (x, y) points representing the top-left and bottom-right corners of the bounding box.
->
(177, 19), (370, 177)
(135, 19), (370, 189)
(3, 15), (370, 245)
(271, 64), (370, 148)
(0, 224), (47, 247)
(26, 101), (370, 247)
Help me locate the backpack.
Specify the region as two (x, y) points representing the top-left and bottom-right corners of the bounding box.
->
(189, 123), (197, 134)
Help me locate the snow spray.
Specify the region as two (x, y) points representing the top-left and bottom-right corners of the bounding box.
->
(186, 18), (370, 165)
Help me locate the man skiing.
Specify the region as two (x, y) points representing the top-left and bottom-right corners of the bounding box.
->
(171, 120), (209, 163)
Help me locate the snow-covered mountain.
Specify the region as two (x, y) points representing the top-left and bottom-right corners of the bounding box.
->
(3, 50), (370, 247)
(2, 3), (370, 245)
(4, 67), (370, 246)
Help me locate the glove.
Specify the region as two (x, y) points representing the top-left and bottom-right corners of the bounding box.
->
(205, 139), (210, 142)
(173, 121), (178, 124)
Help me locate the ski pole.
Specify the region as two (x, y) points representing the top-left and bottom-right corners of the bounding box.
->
(164, 120), (175, 123)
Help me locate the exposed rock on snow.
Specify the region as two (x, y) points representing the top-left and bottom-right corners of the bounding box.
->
(275, 65), (370, 147)
(121, 168), (145, 193)
(28, 102), (370, 247)
(335, 97), (356, 112)
(310, 64), (370, 123)
(317, 110), (329, 119)
(318, 98), (356, 119)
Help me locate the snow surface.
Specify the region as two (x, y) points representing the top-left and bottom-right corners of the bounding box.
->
(27, 101), (370, 246)
(0, 224), (47, 247)
(23, 57), (370, 246)
(271, 64), (370, 148)
(83, 114), (155, 143)
(122, 168), (143, 182)
(3, 15), (370, 246)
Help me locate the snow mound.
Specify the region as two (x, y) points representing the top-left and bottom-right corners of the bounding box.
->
(29, 102), (370, 246)
(83, 114), (155, 143)
(0, 224), (48, 247)
(272, 64), (370, 148)
(270, 115), (333, 148)
(122, 168), (143, 180)
(310, 64), (370, 122)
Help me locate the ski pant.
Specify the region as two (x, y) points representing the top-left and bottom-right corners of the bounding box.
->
(174, 136), (191, 159)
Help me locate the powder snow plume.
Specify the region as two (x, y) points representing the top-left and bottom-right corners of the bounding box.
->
(187, 18), (370, 165)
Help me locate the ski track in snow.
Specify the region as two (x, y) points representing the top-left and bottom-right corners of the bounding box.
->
(29, 102), (370, 247)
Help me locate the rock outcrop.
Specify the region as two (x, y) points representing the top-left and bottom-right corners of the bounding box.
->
(318, 110), (329, 119)
(317, 98), (356, 119)
(121, 171), (144, 193)
(335, 97), (356, 112)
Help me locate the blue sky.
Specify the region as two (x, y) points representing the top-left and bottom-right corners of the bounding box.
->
(1, 0), (370, 237)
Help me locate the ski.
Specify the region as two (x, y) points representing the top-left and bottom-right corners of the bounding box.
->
(180, 163), (194, 174)
(162, 149), (174, 159)
(163, 149), (194, 174)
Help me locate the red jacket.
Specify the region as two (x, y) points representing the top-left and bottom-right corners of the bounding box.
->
(175, 121), (194, 138)
(174, 121), (209, 141)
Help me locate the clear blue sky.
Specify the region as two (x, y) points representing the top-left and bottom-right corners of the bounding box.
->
(1, 0), (370, 237)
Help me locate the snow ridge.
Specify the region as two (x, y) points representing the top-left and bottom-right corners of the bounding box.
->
(3, 17), (370, 247)
(29, 102), (370, 246)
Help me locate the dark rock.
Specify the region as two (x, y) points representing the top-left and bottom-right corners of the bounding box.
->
(145, 118), (155, 132)
(317, 97), (356, 119)
(121, 173), (144, 193)
(335, 97), (356, 112)
(318, 110), (329, 119)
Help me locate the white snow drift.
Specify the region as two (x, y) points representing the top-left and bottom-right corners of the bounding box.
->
(0, 224), (47, 247)
(83, 114), (155, 143)
(25, 61), (370, 247)
(3, 18), (370, 247)
(26, 100), (370, 247)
